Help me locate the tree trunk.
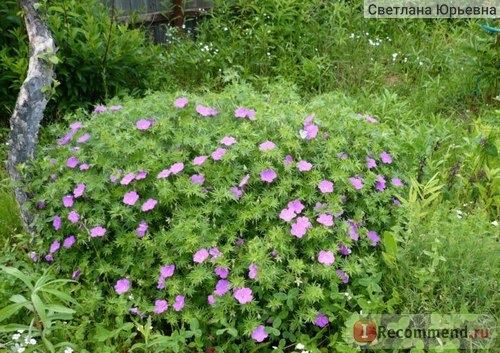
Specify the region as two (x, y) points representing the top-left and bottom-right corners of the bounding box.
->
(8, 0), (56, 233)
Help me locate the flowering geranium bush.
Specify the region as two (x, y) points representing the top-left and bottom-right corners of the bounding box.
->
(24, 85), (408, 351)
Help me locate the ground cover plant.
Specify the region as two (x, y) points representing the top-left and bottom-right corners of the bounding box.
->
(13, 84), (414, 351)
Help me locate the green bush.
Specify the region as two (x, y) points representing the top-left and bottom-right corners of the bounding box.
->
(0, 0), (166, 125)
(21, 84), (413, 351)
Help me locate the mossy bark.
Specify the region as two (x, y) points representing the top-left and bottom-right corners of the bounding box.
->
(8, 0), (55, 233)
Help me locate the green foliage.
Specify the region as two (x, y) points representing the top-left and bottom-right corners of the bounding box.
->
(0, 266), (78, 352)
(21, 85), (414, 350)
(0, 0), (167, 125)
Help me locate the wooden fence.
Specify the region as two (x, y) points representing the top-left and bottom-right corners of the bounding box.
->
(103, 0), (215, 43)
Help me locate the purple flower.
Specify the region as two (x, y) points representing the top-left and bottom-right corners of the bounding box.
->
(141, 199), (158, 212)
(160, 264), (175, 278)
(288, 200), (305, 213)
(90, 226), (106, 238)
(260, 169), (277, 183)
(315, 313), (329, 327)
(208, 295), (216, 305)
(77, 133), (90, 143)
(318, 250), (335, 266)
(174, 97), (188, 108)
(233, 287), (253, 304)
(251, 325), (268, 342)
(215, 266), (229, 279)
(336, 269), (349, 284)
(235, 238), (245, 245)
(154, 299), (168, 314)
(110, 105), (123, 111)
(191, 174), (205, 185)
(337, 152), (349, 159)
(130, 307), (144, 318)
(297, 160), (312, 171)
(157, 169), (171, 179)
(365, 115), (378, 123)
(304, 124), (319, 140)
(314, 202), (327, 212)
(53, 216), (62, 231)
(193, 155), (208, 166)
(212, 148), (227, 161)
(68, 211), (80, 224)
(259, 141), (276, 151)
(375, 175), (386, 192)
(57, 132), (74, 146)
(348, 220), (359, 241)
(230, 186), (243, 198)
(249, 263), (259, 279)
(393, 198), (402, 206)
(318, 180), (334, 193)
(49, 240), (60, 254)
(123, 191), (139, 206)
(349, 177), (363, 190)
(63, 235), (76, 248)
(45, 255), (53, 262)
(304, 114), (315, 125)
(196, 105), (218, 116)
(173, 295), (185, 311)
(291, 223), (307, 238)
(221, 136), (237, 146)
(279, 208), (296, 222)
(121, 173), (136, 185)
(271, 249), (278, 257)
(114, 278), (130, 294)
(380, 151), (392, 164)
(72, 269), (81, 280)
(93, 105), (107, 114)
(36, 201), (46, 209)
(79, 163), (90, 171)
(136, 119), (154, 130)
(136, 220), (148, 238)
(29, 251), (38, 262)
(69, 121), (83, 132)
(234, 107), (255, 120)
(338, 243), (351, 256)
(170, 162), (184, 175)
(73, 183), (86, 198)
(366, 156), (377, 169)
(193, 248), (209, 263)
(239, 174), (250, 187)
(136, 170), (148, 180)
(367, 231), (380, 246)
(391, 178), (404, 187)
(66, 157), (79, 168)
(284, 155), (294, 165)
(317, 214), (334, 227)
(209, 247), (222, 260)
(62, 194), (74, 208)
(214, 279), (231, 296)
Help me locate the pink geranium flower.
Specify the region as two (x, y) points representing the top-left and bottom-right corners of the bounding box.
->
(90, 226), (106, 238)
(173, 295), (185, 311)
(315, 312), (329, 327)
(233, 287), (253, 304)
(249, 264), (259, 279)
(73, 183), (86, 198)
(279, 208), (296, 222)
(212, 148), (227, 161)
(193, 155), (208, 166)
(318, 250), (335, 266)
(136, 220), (148, 238)
(297, 160), (312, 171)
(136, 119), (154, 130)
(191, 174), (205, 184)
(174, 97), (189, 108)
(141, 199), (158, 212)
(349, 177), (363, 190)
(317, 214), (333, 227)
(391, 178), (404, 187)
(196, 105), (218, 116)
(68, 211), (80, 224)
(251, 325), (268, 342)
(123, 191), (139, 206)
(66, 157), (79, 168)
(193, 248), (209, 263)
(169, 162), (184, 175)
(154, 299), (168, 314)
(114, 278), (130, 294)
(260, 169), (277, 183)
(63, 235), (76, 248)
(318, 180), (334, 193)
(259, 141), (276, 151)
(120, 173), (136, 185)
(77, 133), (90, 143)
(221, 136), (237, 146)
(380, 151), (392, 164)
(366, 156), (377, 169)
